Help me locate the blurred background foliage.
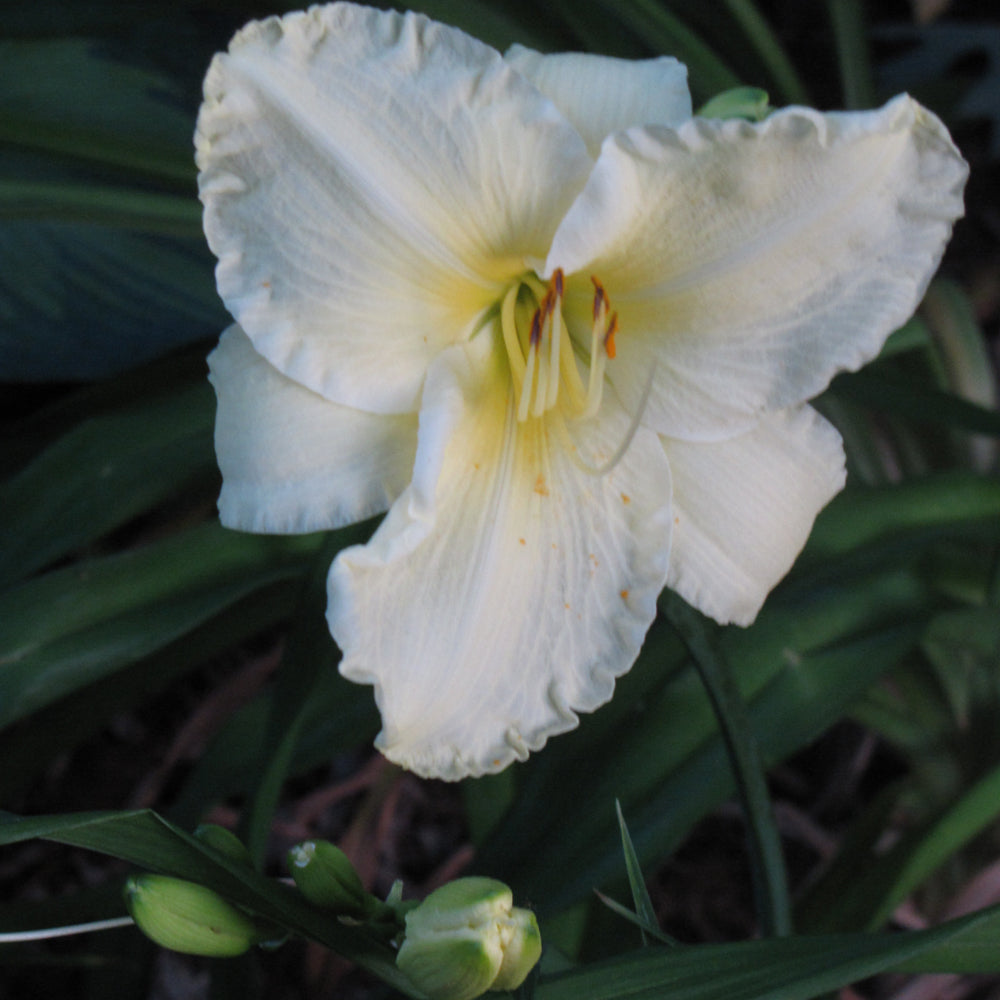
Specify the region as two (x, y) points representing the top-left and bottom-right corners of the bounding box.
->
(2, 1), (1000, 998)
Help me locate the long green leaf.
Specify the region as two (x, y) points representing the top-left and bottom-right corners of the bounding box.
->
(0, 222), (222, 381)
(0, 581), (299, 805)
(804, 472), (1000, 562)
(0, 524), (321, 729)
(0, 378), (215, 587)
(829, 370), (1000, 438)
(614, 801), (662, 946)
(534, 904), (1000, 1000)
(800, 759), (1000, 933)
(0, 180), (202, 236)
(0, 38), (194, 185)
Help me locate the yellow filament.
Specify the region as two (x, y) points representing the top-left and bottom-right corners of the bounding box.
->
(518, 338), (537, 422)
(546, 301), (562, 410)
(500, 283), (525, 383)
(558, 324), (587, 412)
(531, 313), (550, 419)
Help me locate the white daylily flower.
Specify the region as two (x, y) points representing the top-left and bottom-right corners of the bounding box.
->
(197, 3), (967, 780)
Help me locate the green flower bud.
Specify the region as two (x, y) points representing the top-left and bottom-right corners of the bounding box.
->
(396, 877), (541, 1000)
(124, 874), (260, 957)
(697, 86), (771, 121)
(287, 840), (372, 917)
(194, 824), (254, 868)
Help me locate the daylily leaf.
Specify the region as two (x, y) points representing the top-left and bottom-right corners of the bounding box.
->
(614, 801), (662, 946)
(0, 376), (215, 588)
(0, 582), (301, 806)
(0, 38), (193, 183)
(0, 38), (222, 380)
(798, 758), (1000, 933)
(0, 524), (321, 730)
(534, 903), (1000, 999)
(0, 220), (222, 381)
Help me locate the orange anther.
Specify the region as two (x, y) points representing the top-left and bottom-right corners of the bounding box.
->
(552, 268), (564, 298)
(590, 276), (607, 321)
(604, 312), (619, 359)
(529, 307), (543, 347)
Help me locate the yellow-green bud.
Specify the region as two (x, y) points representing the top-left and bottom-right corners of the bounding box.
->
(697, 86), (771, 121)
(396, 877), (541, 1000)
(194, 824), (254, 868)
(287, 840), (371, 917)
(124, 874), (260, 957)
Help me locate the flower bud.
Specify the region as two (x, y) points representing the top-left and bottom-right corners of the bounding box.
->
(194, 824), (254, 868)
(124, 874), (260, 957)
(287, 840), (372, 917)
(396, 877), (541, 1000)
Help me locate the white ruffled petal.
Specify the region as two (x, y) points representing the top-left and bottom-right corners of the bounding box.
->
(208, 325), (416, 534)
(548, 95), (968, 439)
(197, 3), (592, 415)
(328, 333), (672, 780)
(663, 406), (846, 626)
(505, 44), (691, 157)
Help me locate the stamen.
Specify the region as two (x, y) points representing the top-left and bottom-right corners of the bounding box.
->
(580, 278), (617, 420)
(517, 310), (540, 422)
(500, 283), (525, 383)
(531, 301), (550, 418)
(591, 276), (606, 323)
(558, 322), (588, 412)
(604, 312), (618, 360)
(506, 268), (620, 426)
(546, 274), (563, 410)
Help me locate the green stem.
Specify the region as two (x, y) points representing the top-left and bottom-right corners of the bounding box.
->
(662, 592), (792, 936)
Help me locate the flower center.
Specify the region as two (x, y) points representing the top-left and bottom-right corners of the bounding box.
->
(500, 269), (618, 424)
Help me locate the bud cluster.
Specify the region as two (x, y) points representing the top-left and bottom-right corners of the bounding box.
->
(124, 827), (541, 1000)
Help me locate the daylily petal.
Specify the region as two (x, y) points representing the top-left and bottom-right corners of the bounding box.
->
(328, 333), (672, 780)
(662, 405), (845, 626)
(197, 3), (592, 415)
(504, 45), (691, 157)
(548, 95), (968, 439)
(208, 324), (416, 534)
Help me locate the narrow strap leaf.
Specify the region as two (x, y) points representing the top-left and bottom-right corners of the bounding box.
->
(615, 800), (667, 946)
